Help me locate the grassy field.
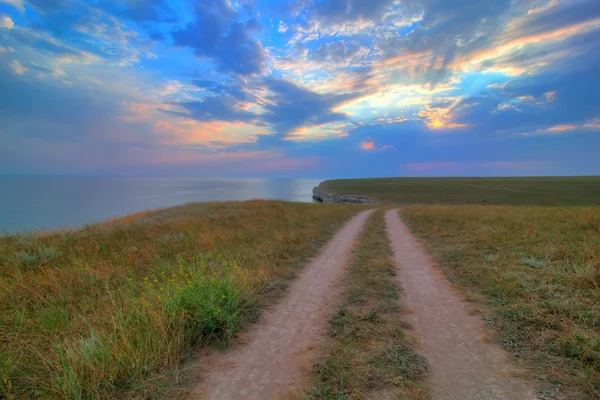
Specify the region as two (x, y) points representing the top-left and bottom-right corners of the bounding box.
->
(305, 210), (429, 400)
(0, 200), (365, 399)
(319, 177), (600, 205)
(403, 206), (600, 399)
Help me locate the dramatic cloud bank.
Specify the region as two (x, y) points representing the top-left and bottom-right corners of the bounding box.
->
(1, 0), (599, 176)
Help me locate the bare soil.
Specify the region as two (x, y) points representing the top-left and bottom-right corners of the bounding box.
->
(192, 210), (374, 400)
(385, 209), (538, 400)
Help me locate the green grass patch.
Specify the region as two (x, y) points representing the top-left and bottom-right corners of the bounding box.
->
(0, 200), (365, 399)
(320, 176), (600, 206)
(403, 205), (600, 399)
(304, 210), (429, 400)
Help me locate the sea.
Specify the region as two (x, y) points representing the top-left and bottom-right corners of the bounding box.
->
(0, 177), (323, 234)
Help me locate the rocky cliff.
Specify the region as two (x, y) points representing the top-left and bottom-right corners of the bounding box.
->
(312, 187), (375, 204)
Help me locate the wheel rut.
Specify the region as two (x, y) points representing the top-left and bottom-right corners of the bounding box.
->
(193, 210), (374, 400)
(385, 209), (538, 400)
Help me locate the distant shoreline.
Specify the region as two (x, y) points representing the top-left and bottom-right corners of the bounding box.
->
(316, 176), (600, 206)
(0, 177), (322, 234)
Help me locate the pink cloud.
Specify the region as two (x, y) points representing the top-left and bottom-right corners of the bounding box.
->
(545, 124), (577, 132)
(360, 141), (375, 150)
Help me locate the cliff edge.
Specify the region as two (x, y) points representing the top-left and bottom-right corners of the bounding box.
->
(312, 186), (375, 204)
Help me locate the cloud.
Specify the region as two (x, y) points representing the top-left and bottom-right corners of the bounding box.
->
(360, 141), (374, 150)
(0, 63), (171, 176)
(312, 0), (398, 23)
(526, 117), (600, 135)
(509, 0), (600, 41)
(465, 17), (600, 77)
(0, 5), (151, 67)
(285, 0), (422, 43)
(156, 119), (266, 147)
(9, 60), (26, 75)
(286, 121), (355, 141)
(0, 14), (14, 29)
(1, 0), (24, 13)
(28, 62), (66, 77)
(2, 27), (84, 57)
(24, 0), (177, 23)
(0, 44), (15, 53)
(527, 0), (558, 16)
(496, 91), (556, 112)
(260, 79), (360, 136)
(159, 94), (256, 123)
(171, 0), (265, 75)
(418, 97), (467, 130)
(2, 0), (600, 177)
(191, 79), (254, 102)
(544, 124), (577, 132)
(393, 0), (512, 86)
(96, 0), (177, 23)
(367, 1), (598, 89)
(310, 40), (370, 66)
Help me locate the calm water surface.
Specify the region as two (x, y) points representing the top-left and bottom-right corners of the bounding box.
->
(0, 177), (323, 234)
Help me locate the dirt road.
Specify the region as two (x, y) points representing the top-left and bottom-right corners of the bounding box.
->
(385, 209), (538, 400)
(194, 210), (374, 400)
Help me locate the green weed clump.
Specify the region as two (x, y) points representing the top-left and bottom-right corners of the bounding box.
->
(0, 200), (363, 399)
(404, 205), (600, 399)
(9, 253), (251, 400)
(162, 254), (249, 344)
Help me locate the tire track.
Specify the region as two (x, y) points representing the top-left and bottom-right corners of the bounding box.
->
(194, 210), (374, 400)
(386, 209), (538, 400)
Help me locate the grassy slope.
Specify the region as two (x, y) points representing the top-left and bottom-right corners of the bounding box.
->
(0, 200), (365, 399)
(305, 210), (429, 400)
(403, 206), (600, 399)
(320, 177), (600, 206)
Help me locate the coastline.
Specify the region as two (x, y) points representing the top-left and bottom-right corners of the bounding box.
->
(312, 185), (375, 204)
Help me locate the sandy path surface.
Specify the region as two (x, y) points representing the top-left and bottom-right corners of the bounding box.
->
(385, 210), (538, 400)
(194, 210), (374, 400)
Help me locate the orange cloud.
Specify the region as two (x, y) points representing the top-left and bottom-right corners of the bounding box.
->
(527, 0), (558, 15)
(546, 124), (577, 132)
(360, 141), (375, 150)
(464, 18), (600, 75)
(156, 119), (267, 147)
(381, 51), (431, 67)
(544, 91), (557, 102)
(286, 122), (354, 141)
(372, 116), (408, 125)
(521, 117), (600, 135)
(418, 98), (467, 130)
(121, 101), (159, 122)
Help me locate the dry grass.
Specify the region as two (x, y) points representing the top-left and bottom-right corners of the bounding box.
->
(0, 200), (364, 399)
(320, 177), (600, 206)
(403, 205), (600, 399)
(304, 210), (429, 400)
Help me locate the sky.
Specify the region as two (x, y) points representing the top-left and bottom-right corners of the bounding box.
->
(0, 0), (599, 178)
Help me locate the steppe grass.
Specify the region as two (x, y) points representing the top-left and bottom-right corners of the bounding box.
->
(403, 206), (600, 399)
(320, 177), (600, 206)
(305, 210), (429, 400)
(0, 200), (364, 399)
